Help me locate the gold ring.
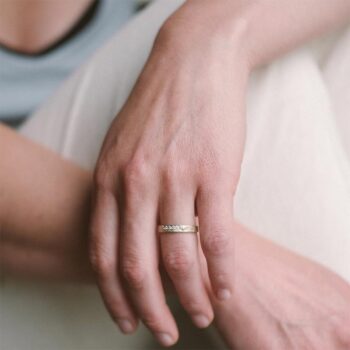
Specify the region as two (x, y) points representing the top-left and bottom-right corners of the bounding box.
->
(158, 224), (198, 233)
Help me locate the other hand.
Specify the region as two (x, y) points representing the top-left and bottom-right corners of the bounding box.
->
(214, 223), (350, 349)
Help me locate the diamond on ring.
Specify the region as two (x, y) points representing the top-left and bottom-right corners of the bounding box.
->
(158, 224), (198, 233)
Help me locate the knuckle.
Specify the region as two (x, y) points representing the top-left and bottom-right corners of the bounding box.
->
(93, 164), (113, 191)
(198, 150), (220, 173)
(162, 171), (178, 192)
(105, 299), (127, 320)
(181, 300), (206, 314)
(198, 164), (238, 195)
(202, 229), (230, 256)
(122, 158), (150, 194)
(162, 164), (183, 190)
(89, 249), (114, 279)
(121, 258), (146, 289)
(163, 249), (194, 278)
(142, 313), (164, 332)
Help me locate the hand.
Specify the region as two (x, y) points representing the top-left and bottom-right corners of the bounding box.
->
(90, 2), (249, 346)
(213, 223), (350, 349)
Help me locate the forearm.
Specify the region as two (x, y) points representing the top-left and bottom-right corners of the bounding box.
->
(0, 124), (92, 276)
(242, 0), (350, 68)
(162, 0), (350, 69)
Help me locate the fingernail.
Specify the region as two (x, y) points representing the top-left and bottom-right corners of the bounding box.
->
(193, 314), (211, 328)
(217, 288), (231, 301)
(117, 319), (134, 334)
(156, 332), (174, 347)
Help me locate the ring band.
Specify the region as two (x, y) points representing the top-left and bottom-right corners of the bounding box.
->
(158, 224), (198, 233)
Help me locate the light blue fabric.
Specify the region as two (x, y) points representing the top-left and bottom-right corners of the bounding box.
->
(0, 0), (136, 122)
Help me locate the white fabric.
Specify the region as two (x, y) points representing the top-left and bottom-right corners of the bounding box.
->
(1, 0), (349, 348)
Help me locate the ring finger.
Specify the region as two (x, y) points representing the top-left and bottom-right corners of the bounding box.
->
(159, 190), (214, 329)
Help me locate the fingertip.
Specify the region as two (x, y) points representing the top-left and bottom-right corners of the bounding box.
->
(156, 332), (178, 347)
(192, 314), (213, 329)
(116, 318), (138, 334)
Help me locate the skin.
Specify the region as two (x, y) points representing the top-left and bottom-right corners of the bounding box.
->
(0, 0), (350, 347)
(1, 133), (350, 349)
(91, 0), (350, 346)
(0, 125), (92, 274)
(213, 228), (350, 350)
(0, 0), (93, 54)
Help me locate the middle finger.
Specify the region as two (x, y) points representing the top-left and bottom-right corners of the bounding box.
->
(119, 180), (178, 347)
(159, 189), (214, 329)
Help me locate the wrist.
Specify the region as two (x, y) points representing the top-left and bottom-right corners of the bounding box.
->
(154, 1), (253, 74)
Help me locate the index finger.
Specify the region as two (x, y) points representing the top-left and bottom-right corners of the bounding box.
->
(89, 188), (138, 334)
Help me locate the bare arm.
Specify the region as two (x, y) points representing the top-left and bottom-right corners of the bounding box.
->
(0, 124), (92, 280)
(166, 0), (350, 68)
(245, 0), (350, 67)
